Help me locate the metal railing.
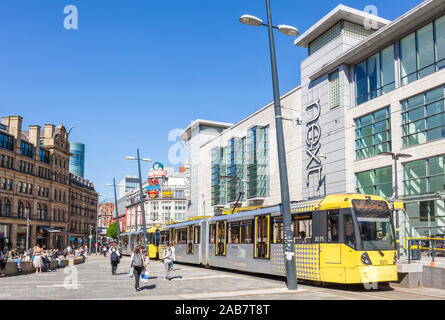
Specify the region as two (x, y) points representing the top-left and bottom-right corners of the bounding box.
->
(402, 237), (445, 263)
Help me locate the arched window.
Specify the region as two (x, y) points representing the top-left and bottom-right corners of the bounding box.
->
(25, 202), (31, 219)
(18, 201), (24, 218)
(43, 204), (48, 221)
(37, 203), (42, 220)
(4, 199), (11, 217)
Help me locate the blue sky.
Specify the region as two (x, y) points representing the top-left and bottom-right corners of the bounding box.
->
(0, 0), (422, 200)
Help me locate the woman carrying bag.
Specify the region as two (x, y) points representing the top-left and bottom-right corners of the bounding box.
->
(129, 246), (146, 291)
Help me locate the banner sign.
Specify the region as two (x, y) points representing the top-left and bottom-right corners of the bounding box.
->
(162, 190), (173, 198)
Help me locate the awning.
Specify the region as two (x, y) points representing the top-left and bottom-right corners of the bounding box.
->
(42, 227), (61, 233)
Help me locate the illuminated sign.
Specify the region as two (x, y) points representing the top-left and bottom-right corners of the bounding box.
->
(148, 162), (167, 178)
(162, 190), (173, 198)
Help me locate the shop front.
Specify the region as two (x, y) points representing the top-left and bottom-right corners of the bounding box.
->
(0, 224), (11, 251)
(36, 226), (62, 249)
(16, 225), (31, 251)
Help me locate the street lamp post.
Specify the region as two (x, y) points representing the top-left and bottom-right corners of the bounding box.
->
(381, 152), (412, 259)
(106, 178), (122, 254)
(239, 0), (299, 290)
(126, 150), (152, 253)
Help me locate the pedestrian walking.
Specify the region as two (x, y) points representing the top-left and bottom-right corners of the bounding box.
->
(67, 245), (72, 256)
(170, 243), (176, 271)
(102, 245), (107, 257)
(163, 243), (173, 280)
(32, 244), (43, 274)
(110, 246), (120, 275)
(129, 246), (146, 291)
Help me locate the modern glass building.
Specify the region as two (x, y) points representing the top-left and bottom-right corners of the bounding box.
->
(69, 142), (85, 178)
(294, 0), (445, 252)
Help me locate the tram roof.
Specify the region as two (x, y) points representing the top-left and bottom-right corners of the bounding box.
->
(158, 194), (389, 229)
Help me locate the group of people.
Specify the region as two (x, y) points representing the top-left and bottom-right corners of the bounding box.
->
(0, 243), (87, 276)
(0, 244), (64, 275)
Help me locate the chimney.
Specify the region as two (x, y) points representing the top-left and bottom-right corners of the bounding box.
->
(44, 124), (55, 143)
(2, 116), (22, 150)
(29, 125), (41, 160)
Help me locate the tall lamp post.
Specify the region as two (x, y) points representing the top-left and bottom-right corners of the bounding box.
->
(126, 150), (152, 253)
(381, 152), (412, 259)
(105, 179), (123, 254)
(239, 0), (299, 290)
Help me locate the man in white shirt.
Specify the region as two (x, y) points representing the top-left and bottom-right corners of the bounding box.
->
(169, 243), (175, 271)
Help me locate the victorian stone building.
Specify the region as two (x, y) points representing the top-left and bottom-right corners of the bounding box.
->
(0, 116), (71, 251)
(68, 173), (98, 248)
(0, 115), (98, 251)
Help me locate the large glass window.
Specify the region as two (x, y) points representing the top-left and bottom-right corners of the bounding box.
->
(401, 16), (445, 86)
(355, 107), (391, 160)
(211, 147), (227, 206)
(247, 126), (269, 199)
(356, 166), (393, 198)
(402, 86), (445, 148)
(404, 155), (445, 197)
(228, 221), (240, 244)
(227, 137), (246, 203)
(355, 45), (395, 105)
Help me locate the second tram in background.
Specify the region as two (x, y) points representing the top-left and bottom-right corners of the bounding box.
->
(120, 226), (161, 259)
(159, 194), (398, 285)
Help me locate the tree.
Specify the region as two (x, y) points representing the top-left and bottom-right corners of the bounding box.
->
(106, 222), (118, 240)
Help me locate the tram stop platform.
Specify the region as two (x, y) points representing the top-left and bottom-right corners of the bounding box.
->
(396, 256), (445, 289)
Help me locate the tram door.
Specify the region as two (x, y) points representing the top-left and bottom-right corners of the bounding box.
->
(187, 225), (195, 254)
(255, 215), (270, 259)
(215, 221), (226, 256)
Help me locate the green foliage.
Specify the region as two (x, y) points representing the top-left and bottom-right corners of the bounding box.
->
(106, 222), (118, 239)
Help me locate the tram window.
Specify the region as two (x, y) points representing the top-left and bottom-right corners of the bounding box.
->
(292, 214), (312, 243)
(327, 211), (339, 242)
(273, 217), (283, 243)
(344, 214), (356, 249)
(160, 231), (168, 245)
(228, 222), (240, 244)
(209, 224), (216, 244)
(194, 226), (200, 244)
(240, 220), (253, 244)
(176, 228), (187, 244)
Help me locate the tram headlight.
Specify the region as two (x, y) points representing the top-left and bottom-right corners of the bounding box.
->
(361, 252), (372, 265)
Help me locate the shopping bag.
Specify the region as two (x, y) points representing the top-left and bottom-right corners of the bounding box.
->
(141, 270), (149, 282)
(129, 266), (134, 278)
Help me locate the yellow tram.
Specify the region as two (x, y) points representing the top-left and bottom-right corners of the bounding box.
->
(120, 226), (161, 259)
(159, 194), (398, 285)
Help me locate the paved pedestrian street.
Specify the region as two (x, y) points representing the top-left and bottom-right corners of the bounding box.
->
(2, 255), (445, 300)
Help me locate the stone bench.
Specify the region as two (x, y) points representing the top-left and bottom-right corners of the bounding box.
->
(2, 257), (84, 276)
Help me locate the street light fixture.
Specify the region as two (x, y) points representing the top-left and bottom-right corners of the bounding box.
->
(105, 179), (123, 254)
(380, 151), (412, 259)
(126, 149), (152, 253)
(239, 0), (299, 290)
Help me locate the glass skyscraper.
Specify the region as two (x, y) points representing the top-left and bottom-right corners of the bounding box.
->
(69, 142), (85, 178)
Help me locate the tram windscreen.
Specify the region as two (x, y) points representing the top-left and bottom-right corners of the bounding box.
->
(352, 200), (395, 251)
